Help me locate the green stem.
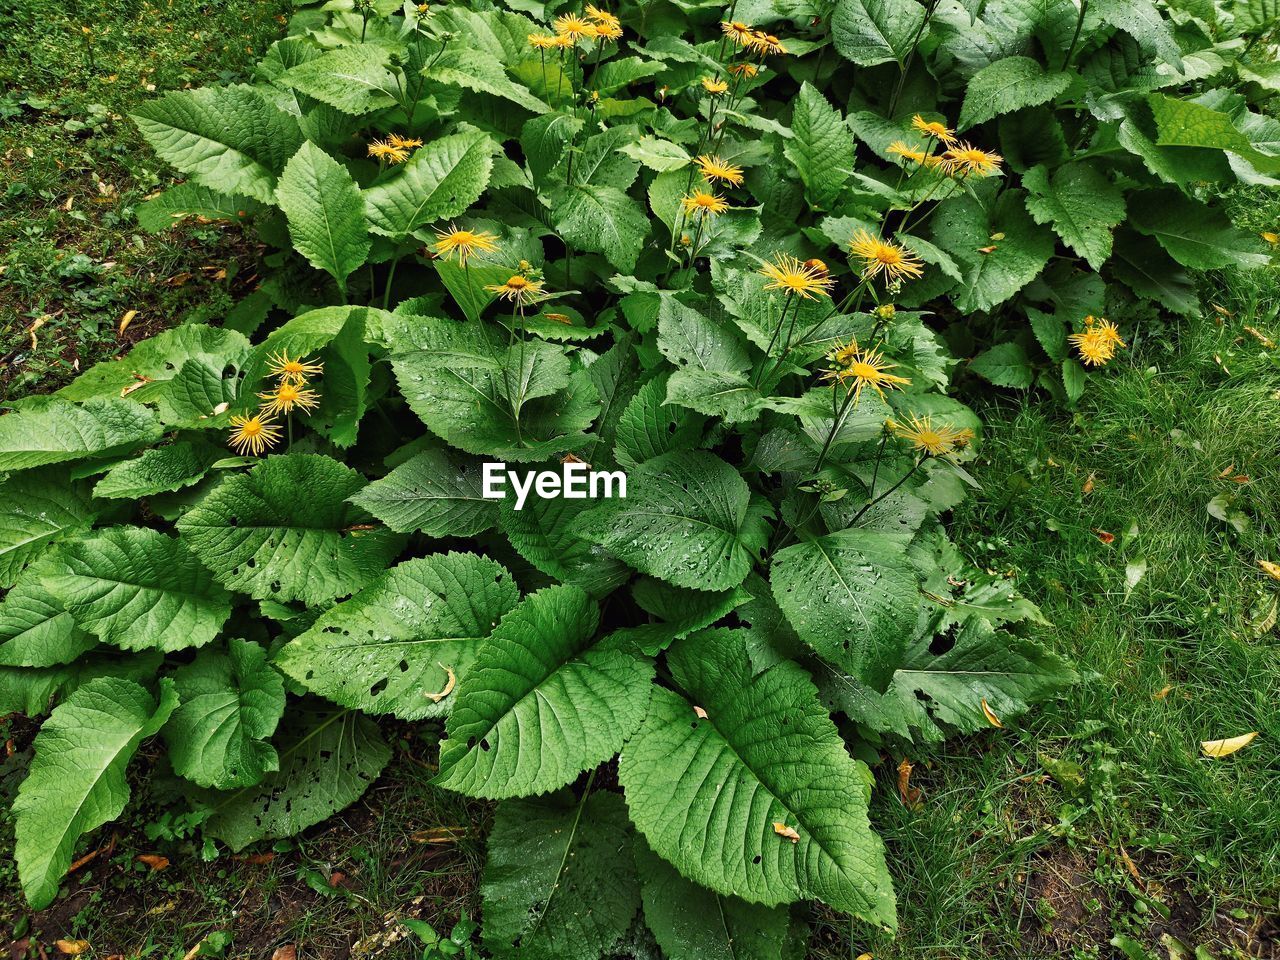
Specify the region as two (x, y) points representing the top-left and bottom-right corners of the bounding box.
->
(1063, 0), (1089, 70)
(850, 456), (927, 523)
(814, 386), (858, 473)
(382, 255), (401, 310)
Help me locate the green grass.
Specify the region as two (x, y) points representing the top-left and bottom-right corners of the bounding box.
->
(2, 2), (1279, 957)
(0, 0), (289, 399)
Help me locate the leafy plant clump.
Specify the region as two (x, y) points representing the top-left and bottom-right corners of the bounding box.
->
(4, 0), (1269, 949)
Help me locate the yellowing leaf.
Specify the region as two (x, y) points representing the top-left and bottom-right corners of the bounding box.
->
(1153, 684), (1173, 701)
(56, 941), (90, 956)
(1200, 732), (1258, 757)
(119, 309), (138, 336)
(772, 821), (800, 843)
(424, 663), (457, 703)
(1258, 560), (1280, 582)
(137, 854), (170, 871)
(981, 698), (1004, 728)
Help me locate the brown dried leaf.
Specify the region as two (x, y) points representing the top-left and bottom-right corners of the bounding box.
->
(271, 947), (297, 960)
(772, 821), (800, 843)
(693, 705), (708, 719)
(137, 854), (169, 871)
(423, 664), (456, 703)
(55, 942), (90, 956)
(981, 698), (1004, 728)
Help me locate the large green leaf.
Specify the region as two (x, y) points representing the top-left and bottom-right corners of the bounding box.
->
(164, 639), (286, 790)
(784, 83), (853, 210)
(931, 188), (1055, 312)
(14, 677), (177, 909)
(551, 184), (650, 272)
(614, 373), (705, 469)
(1022, 162), (1125, 270)
(93, 441), (220, 500)
(0, 572), (95, 668)
(0, 399), (162, 472)
(275, 553), (519, 720)
(770, 530), (920, 690)
(821, 620), (1076, 741)
(0, 468), (97, 588)
(276, 141), (370, 292)
(135, 182), (261, 233)
(578, 451), (772, 592)
(40, 527), (232, 653)
(1146, 94), (1280, 176)
(176, 454), (405, 605)
(1129, 190), (1270, 269)
(637, 843), (795, 960)
(482, 790), (641, 960)
(363, 131), (494, 238)
(348, 446), (498, 537)
(1091, 0), (1183, 69)
(831, 0), (927, 65)
(424, 47), (551, 115)
(618, 629), (896, 928)
(278, 44), (400, 115)
(436, 585), (654, 798)
(203, 707), (391, 851)
(958, 57), (1072, 130)
(131, 85), (303, 203)
(499, 495), (632, 599)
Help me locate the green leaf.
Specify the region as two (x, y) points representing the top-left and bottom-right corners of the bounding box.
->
(958, 57), (1072, 130)
(771, 530), (919, 690)
(783, 83), (852, 210)
(203, 708), (391, 852)
(1110, 230), (1199, 313)
(482, 790), (642, 960)
(362, 131), (493, 238)
(276, 142), (370, 291)
(0, 468), (97, 588)
(931, 188), (1056, 312)
(0, 572), (95, 668)
(969, 342), (1035, 388)
(1091, 0), (1183, 69)
(275, 553), (519, 720)
(615, 373), (705, 469)
(41, 527), (232, 653)
(1028, 307), (1067, 363)
(131, 85), (303, 203)
(578, 451), (771, 592)
(1062, 358), (1086, 403)
(499, 495), (632, 599)
(1022, 163), (1125, 270)
(620, 135), (691, 172)
(236, 306), (385, 405)
(135, 183), (261, 233)
(436, 585), (654, 798)
(0, 652), (162, 717)
(1234, 0), (1280, 31)
(618, 629), (896, 927)
(176, 454), (405, 605)
(424, 47), (551, 115)
(551, 184), (650, 272)
(831, 0), (927, 65)
(348, 447), (497, 537)
(522, 112), (584, 183)
(637, 843), (794, 960)
(0, 399), (162, 472)
(164, 639), (286, 789)
(1129, 190), (1270, 269)
(657, 295), (750, 374)
(14, 677), (177, 909)
(822, 620), (1076, 741)
(1146, 94), (1280, 176)
(93, 441), (219, 500)
(278, 45), (400, 115)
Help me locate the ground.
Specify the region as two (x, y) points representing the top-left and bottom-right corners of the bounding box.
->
(1, 2), (1277, 958)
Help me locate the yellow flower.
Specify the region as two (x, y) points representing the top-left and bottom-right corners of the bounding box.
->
(759, 253), (835, 300)
(939, 142), (1003, 177)
(267, 350), (323, 385)
(257, 381), (321, 418)
(822, 338), (912, 403)
(433, 224), (500, 267)
(1261, 231), (1279, 245)
(367, 138), (410, 164)
(893, 414), (973, 457)
(585, 4), (620, 28)
(848, 229), (925, 283)
(486, 274), (547, 306)
(701, 76), (729, 95)
(554, 14), (597, 42)
(1069, 316), (1126, 367)
(748, 31), (787, 56)
(593, 19), (623, 40)
(728, 62), (760, 79)
(695, 154), (744, 187)
(681, 190), (730, 218)
(528, 32), (559, 49)
(387, 133), (423, 150)
(911, 115), (956, 144)
(887, 140), (927, 164)
(721, 20), (755, 46)
(228, 414), (282, 457)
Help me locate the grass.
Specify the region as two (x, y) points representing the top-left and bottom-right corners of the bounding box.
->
(1, 2), (1279, 958)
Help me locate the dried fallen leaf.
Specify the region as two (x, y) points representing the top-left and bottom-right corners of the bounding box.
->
(981, 698), (1004, 728)
(55, 942), (90, 956)
(271, 947), (297, 960)
(1200, 732), (1258, 758)
(423, 664), (456, 703)
(1244, 325), (1277, 349)
(1082, 472), (1095, 494)
(1258, 560), (1280, 582)
(137, 854), (169, 871)
(856, 954), (874, 960)
(896, 758), (922, 809)
(1219, 464), (1236, 478)
(693, 705), (708, 719)
(1093, 529), (1115, 545)
(772, 821), (800, 843)
(118, 309), (138, 336)
(1153, 684), (1173, 701)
